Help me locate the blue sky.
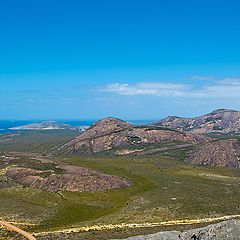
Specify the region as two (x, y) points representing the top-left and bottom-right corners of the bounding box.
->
(0, 0), (240, 120)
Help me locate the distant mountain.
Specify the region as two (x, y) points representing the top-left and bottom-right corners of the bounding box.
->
(58, 117), (209, 155)
(10, 121), (89, 131)
(10, 121), (70, 130)
(155, 109), (240, 134)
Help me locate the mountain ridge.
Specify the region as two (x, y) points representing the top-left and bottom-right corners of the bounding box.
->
(155, 109), (240, 134)
(58, 117), (209, 155)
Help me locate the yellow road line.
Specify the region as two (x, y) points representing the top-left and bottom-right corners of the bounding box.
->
(35, 214), (240, 236)
(8, 221), (37, 226)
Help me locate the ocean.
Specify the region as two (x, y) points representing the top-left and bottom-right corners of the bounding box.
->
(0, 119), (154, 133)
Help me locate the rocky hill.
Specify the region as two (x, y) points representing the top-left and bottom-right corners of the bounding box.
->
(6, 165), (130, 192)
(187, 139), (240, 168)
(117, 220), (240, 240)
(58, 117), (210, 155)
(155, 109), (240, 134)
(2, 152), (130, 192)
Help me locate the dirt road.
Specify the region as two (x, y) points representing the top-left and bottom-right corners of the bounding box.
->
(0, 220), (37, 240)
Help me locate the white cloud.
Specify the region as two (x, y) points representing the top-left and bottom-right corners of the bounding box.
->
(101, 78), (240, 99)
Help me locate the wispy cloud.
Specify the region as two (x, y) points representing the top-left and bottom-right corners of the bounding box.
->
(101, 78), (240, 99)
(0, 87), (85, 106)
(190, 75), (214, 81)
(192, 78), (240, 98)
(102, 82), (189, 97)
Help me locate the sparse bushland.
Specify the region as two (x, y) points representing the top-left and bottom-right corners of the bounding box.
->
(1, 130), (240, 239)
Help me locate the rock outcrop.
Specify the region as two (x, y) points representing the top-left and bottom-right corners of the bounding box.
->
(117, 220), (240, 240)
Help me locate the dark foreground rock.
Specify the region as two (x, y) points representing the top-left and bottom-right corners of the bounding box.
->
(117, 220), (240, 240)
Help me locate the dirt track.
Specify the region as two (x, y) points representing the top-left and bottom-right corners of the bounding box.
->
(0, 220), (37, 240)
(1, 214), (240, 239)
(35, 214), (240, 236)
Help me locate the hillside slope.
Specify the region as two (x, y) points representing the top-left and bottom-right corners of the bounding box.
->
(187, 139), (240, 168)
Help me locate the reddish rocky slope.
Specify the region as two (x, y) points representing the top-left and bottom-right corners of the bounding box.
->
(59, 117), (210, 155)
